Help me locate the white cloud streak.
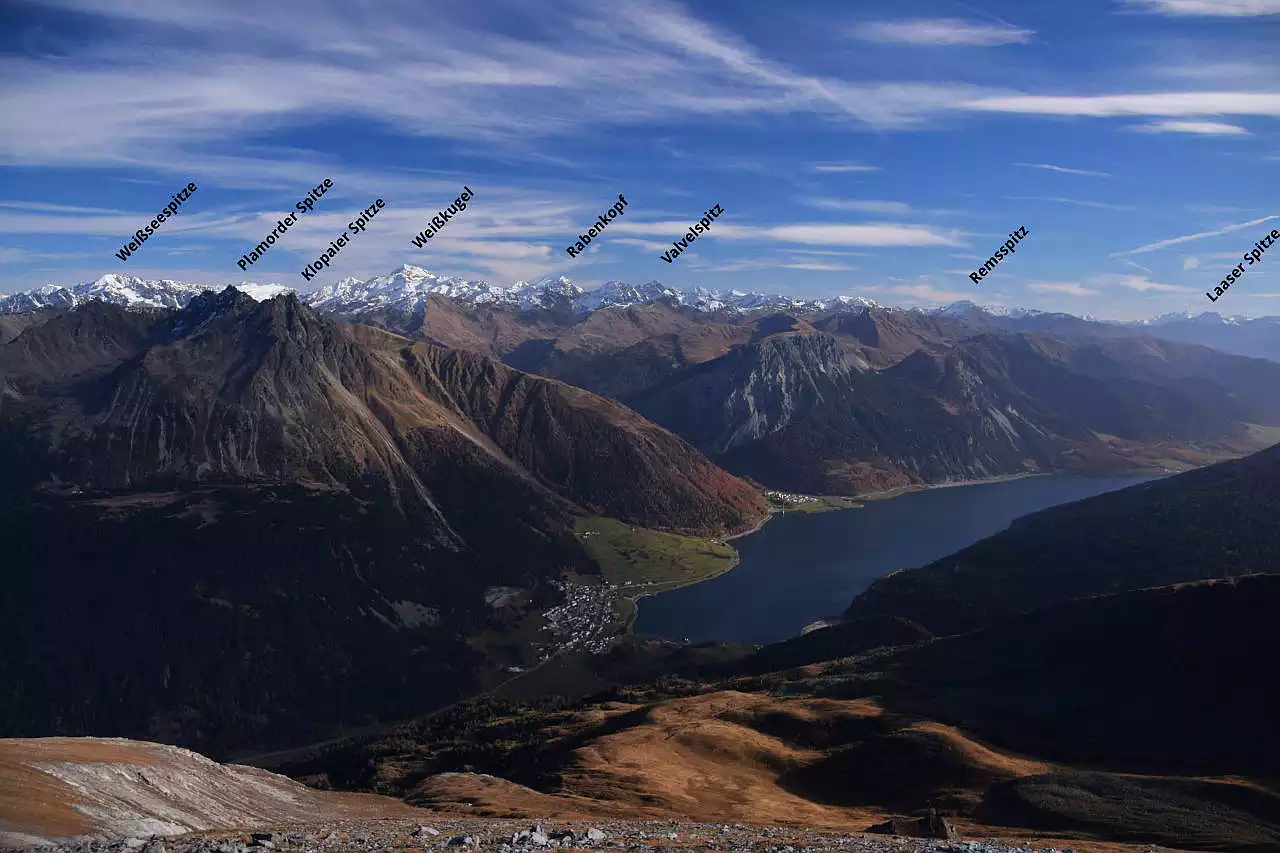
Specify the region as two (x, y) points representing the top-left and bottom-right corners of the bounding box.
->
(803, 198), (913, 215)
(1029, 281), (1101, 296)
(1124, 0), (1280, 16)
(880, 283), (980, 301)
(811, 162), (882, 173)
(1131, 120), (1251, 134)
(1014, 163), (1111, 177)
(1111, 274), (1194, 292)
(1002, 196), (1137, 212)
(852, 18), (1032, 46)
(607, 218), (964, 247)
(964, 91), (1280, 117)
(1112, 215), (1280, 256)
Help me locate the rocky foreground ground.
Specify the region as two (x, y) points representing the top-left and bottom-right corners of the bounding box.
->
(10, 819), (1163, 853)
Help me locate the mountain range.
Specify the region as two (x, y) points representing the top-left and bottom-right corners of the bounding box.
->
(8, 268), (1280, 496)
(0, 268), (881, 320)
(7, 267), (1280, 351)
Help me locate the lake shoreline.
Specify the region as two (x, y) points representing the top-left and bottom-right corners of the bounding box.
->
(623, 472), (1049, 638)
(630, 472), (1160, 644)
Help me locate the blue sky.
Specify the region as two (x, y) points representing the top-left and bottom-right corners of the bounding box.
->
(1, 0), (1278, 320)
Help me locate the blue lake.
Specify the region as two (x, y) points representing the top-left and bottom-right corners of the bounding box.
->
(633, 474), (1158, 645)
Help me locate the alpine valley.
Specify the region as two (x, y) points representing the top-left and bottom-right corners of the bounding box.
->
(5, 266), (1280, 852)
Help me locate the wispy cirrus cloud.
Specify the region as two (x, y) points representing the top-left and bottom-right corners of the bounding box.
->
(1029, 281), (1101, 296)
(610, 238), (674, 252)
(803, 198), (913, 215)
(811, 162), (882, 173)
(1112, 215), (1280, 256)
(1014, 163), (1111, 177)
(1111, 274), (1194, 293)
(0, 200), (129, 215)
(0, 0), (934, 165)
(1123, 0), (1280, 15)
(6, 0), (1280, 176)
(1002, 196), (1137, 212)
(684, 258), (858, 273)
(851, 18), (1032, 46)
(874, 283), (985, 302)
(756, 224), (964, 247)
(611, 220), (965, 248)
(963, 91), (1280, 117)
(1131, 120), (1251, 134)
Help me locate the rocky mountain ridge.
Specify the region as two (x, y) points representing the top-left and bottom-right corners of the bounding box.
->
(628, 327), (1280, 494)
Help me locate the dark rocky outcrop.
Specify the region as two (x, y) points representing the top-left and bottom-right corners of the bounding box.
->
(866, 809), (957, 840)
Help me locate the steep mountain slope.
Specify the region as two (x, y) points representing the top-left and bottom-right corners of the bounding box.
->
(507, 304), (757, 401)
(629, 329), (1280, 494)
(0, 290), (764, 754)
(846, 440), (1280, 636)
(403, 344), (765, 533)
(0, 313), (46, 344)
(804, 306), (972, 369)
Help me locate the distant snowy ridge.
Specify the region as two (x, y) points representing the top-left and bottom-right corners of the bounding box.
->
(2, 265), (883, 318)
(5, 267), (1277, 327)
(303, 264), (884, 316)
(0, 275), (289, 315)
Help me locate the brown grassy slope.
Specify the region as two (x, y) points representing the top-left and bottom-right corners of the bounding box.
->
(287, 687), (1030, 828)
(293, 576), (1280, 851)
(806, 307), (963, 369)
(547, 302), (748, 359)
(417, 294), (569, 358)
(309, 686), (1280, 850)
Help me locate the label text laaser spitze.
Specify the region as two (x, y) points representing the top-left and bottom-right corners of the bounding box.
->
(115, 183), (198, 262)
(238, 179), (332, 271)
(1207, 226), (1280, 303)
(301, 198), (386, 282)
